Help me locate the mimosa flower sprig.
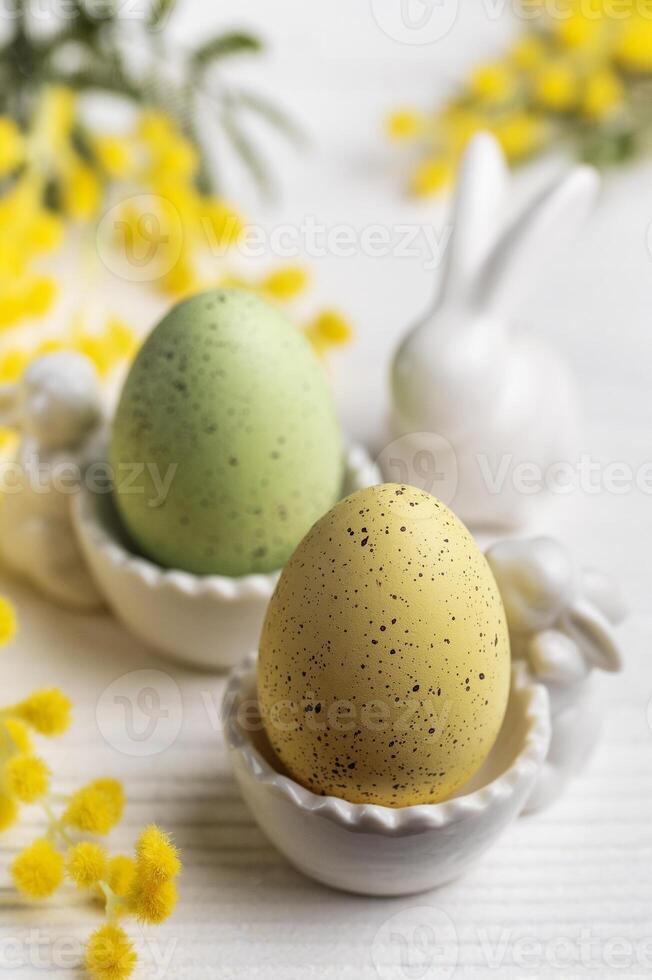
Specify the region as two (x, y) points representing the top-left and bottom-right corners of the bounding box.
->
(0, 0), (352, 383)
(388, 0), (652, 195)
(0, 596), (181, 980)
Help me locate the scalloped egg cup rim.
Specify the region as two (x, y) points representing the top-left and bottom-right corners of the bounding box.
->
(72, 444), (380, 603)
(223, 654), (551, 836)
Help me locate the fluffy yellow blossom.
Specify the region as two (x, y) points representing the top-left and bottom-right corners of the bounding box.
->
(67, 842), (108, 888)
(5, 754), (50, 803)
(492, 111), (547, 161)
(469, 62), (516, 103)
(0, 118), (25, 176)
(386, 109), (425, 140)
(85, 924), (137, 980)
(129, 879), (178, 925)
(582, 69), (624, 118)
(136, 825), (181, 884)
(535, 63), (578, 110)
(261, 266), (309, 300)
(107, 855), (136, 899)
(199, 199), (245, 248)
(74, 318), (138, 377)
(12, 838), (64, 898)
(63, 778), (125, 835)
(2, 718), (32, 753)
(0, 793), (18, 831)
(38, 86), (76, 149)
(615, 17), (652, 73)
(0, 596), (17, 645)
(410, 155), (453, 196)
(13, 689), (71, 736)
(441, 107), (485, 154)
(305, 310), (354, 354)
(94, 136), (134, 178)
(63, 161), (102, 220)
(511, 35), (547, 70)
(555, 13), (603, 50)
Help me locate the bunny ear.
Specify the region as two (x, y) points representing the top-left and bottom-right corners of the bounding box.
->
(562, 597), (623, 673)
(473, 164), (599, 320)
(437, 132), (509, 309)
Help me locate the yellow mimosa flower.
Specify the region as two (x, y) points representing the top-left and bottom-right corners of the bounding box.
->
(386, 109), (425, 140)
(199, 198), (245, 248)
(535, 63), (579, 110)
(0, 793), (18, 831)
(492, 111), (547, 161)
(12, 689), (71, 736)
(261, 266), (309, 300)
(0, 596), (17, 644)
(582, 69), (624, 118)
(304, 310), (354, 354)
(63, 160), (102, 220)
(85, 924), (137, 980)
(94, 136), (134, 178)
(12, 839), (64, 898)
(469, 62), (516, 104)
(555, 13), (604, 51)
(67, 842), (108, 888)
(410, 155), (453, 196)
(615, 17), (652, 73)
(511, 35), (548, 71)
(0, 118), (25, 176)
(5, 754), (50, 803)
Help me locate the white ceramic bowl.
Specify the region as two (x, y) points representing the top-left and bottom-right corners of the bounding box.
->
(223, 655), (550, 896)
(72, 446), (380, 672)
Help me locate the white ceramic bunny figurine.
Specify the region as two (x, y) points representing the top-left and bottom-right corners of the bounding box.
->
(389, 133), (600, 529)
(0, 352), (106, 610)
(486, 536), (625, 812)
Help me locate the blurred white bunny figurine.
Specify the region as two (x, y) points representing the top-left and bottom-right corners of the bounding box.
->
(486, 537), (626, 812)
(390, 132), (600, 529)
(0, 352), (105, 610)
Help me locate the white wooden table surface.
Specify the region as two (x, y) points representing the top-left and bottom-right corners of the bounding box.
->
(1, 2), (651, 978)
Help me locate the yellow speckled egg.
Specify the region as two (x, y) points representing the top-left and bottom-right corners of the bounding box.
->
(257, 484), (510, 807)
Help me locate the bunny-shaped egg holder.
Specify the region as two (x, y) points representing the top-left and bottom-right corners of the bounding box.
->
(0, 352), (106, 610)
(389, 133), (599, 529)
(224, 534), (625, 895)
(486, 536), (625, 812)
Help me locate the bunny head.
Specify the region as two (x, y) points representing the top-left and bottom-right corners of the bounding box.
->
(486, 536), (624, 682)
(1, 353), (103, 452)
(486, 536), (576, 635)
(391, 133), (599, 441)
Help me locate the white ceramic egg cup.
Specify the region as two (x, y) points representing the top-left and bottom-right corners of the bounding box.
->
(222, 536), (626, 896)
(223, 654), (550, 897)
(72, 446), (381, 672)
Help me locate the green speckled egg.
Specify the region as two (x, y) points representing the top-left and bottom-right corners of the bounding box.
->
(110, 289), (344, 576)
(258, 484), (510, 807)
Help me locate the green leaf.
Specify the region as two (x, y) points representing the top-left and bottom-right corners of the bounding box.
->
(191, 32), (262, 71)
(219, 107), (273, 197)
(149, 0), (176, 28)
(234, 89), (304, 145)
